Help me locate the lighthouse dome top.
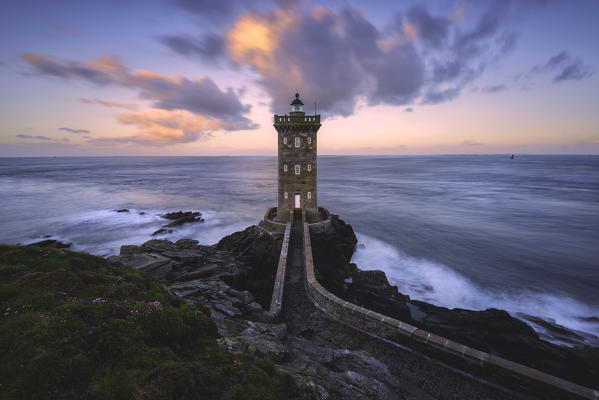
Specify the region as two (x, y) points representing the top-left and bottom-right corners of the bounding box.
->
(290, 92), (304, 112)
(290, 92), (304, 105)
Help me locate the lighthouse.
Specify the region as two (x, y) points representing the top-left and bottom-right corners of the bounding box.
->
(273, 93), (321, 222)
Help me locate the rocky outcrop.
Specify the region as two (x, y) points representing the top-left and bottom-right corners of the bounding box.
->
(310, 215), (599, 390)
(111, 228), (437, 399)
(215, 226), (282, 308)
(110, 216), (598, 399)
(162, 211), (204, 227)
(152, 211), (205, 236)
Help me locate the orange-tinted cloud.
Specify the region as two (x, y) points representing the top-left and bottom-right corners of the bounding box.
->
(225, 7), (423, 115)
(22, 53), (258, 146)
(226, 9), (297, 74)
(100, 108), (227, 145)
(79, 98), (138, 111)
(22, 53), (255, 128)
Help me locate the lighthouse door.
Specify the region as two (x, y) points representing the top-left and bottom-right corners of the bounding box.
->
(294, 194), (301, 209)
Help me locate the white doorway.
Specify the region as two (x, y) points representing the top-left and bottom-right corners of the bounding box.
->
(294, 194), (301, 209)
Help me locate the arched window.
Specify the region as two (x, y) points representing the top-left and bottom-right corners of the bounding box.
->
(307, 164), (311, 171)
(283, 137), (287, 144)
(283, 164), (287, 172)
(284, 192), (288, 199)
(307, 192), (312, 199)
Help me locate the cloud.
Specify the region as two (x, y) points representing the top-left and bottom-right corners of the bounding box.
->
(422, 87), (461, 104)
(527, 51), (593, 82)
(406, 5), (450, 49)
(22, 53), (256, 133)
(462, 139), (482, 146)
(22, 53), (126, 85)
(222, 7), (425, 116)
(59, 127), (90, 134)
(131, 71), (253, 124)
(173, 0), (237, 19)
(16, 134), (51, 140)
(160, 33), (225, 59)
(79, 98), (138, 111)
(164, 2), (539, 116)
(94, 109), (227, 145)
(481, 84), (506, 93)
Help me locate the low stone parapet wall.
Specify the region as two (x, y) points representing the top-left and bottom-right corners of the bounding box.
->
(269, 211), (292, 315)
(306, 207), (332, 233)
(261, 207), (287, 233)
(302, 219), (599, 400)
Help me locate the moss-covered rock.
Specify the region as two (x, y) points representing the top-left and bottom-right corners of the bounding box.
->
(0, 245), (298, 400)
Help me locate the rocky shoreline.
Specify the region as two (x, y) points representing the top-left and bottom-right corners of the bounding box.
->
(101, 214), (599, 398)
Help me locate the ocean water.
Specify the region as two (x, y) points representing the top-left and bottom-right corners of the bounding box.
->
(1, 155), (598, 342)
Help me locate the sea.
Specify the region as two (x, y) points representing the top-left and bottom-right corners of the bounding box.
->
(1, 155), (598, 344)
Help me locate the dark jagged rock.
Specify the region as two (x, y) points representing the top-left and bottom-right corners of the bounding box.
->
(215, 225), (282, 309)
(112, 227), (281, 310)
(28, 239), (71, 249)
(162, 211), (204, 227)
(113, 208), (129, 213)
(310, 216), (599, 390)
(151, 228), (173, 236)
(150, 211), (205, 236)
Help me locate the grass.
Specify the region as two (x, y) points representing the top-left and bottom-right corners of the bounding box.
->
(0, 244), (298, 400)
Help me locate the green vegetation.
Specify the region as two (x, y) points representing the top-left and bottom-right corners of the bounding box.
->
(0, 245), (298, 400)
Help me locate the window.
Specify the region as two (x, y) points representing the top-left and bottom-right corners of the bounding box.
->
(283, 137), (287, 144)
(307, 164), (311, 171)
(283, 164), (287, 172)
(295, 137), (300, 147)
(284, 192), (288, 199)
(307, 192), (312, 199)
(295, 165), (300, 175)
(308, 137), (312, 144)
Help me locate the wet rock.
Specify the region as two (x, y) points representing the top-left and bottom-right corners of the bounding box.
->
(113, 208), (129, 213)
(230, 322), (289, 362)
(175, 238), (200, 248)
(141, 239), (178, 253)
(112, 252), (173, 281)
(151, 228), (173, 236)
(216, 225), (282, 308)
(119, 245), (143, 255)
(161, 211), (204, 227)
(161, 249), (206, 264)
(29, 240), (71, 249)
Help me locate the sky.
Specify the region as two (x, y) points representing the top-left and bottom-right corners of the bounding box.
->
(1, 0), (598, 156)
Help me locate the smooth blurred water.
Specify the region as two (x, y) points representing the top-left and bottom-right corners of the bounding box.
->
(1, 155), (598, 339)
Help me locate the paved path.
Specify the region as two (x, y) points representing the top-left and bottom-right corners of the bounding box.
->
(280, 212), (528, 400)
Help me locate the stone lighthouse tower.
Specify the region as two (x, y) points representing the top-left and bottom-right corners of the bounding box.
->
(274, 93), (321, 222)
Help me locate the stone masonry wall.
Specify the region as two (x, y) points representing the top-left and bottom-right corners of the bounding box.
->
(269, 211), (292, 315)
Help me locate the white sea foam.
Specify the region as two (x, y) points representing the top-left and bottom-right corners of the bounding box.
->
(352, 233), (599, 344)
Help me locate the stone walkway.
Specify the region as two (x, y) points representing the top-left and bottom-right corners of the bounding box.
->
(279, 212), (530, 400)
